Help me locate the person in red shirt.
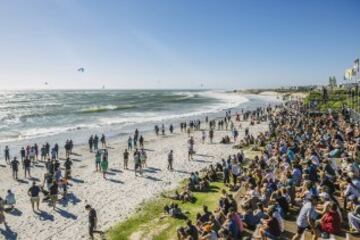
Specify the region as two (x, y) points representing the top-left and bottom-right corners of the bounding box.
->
(320, 202), (341, 234)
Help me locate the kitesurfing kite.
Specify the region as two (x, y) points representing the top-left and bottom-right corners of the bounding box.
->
(78, 67), (85, 72)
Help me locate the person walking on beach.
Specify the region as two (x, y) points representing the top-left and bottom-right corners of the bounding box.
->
(85, 204), (99, 240)
(100, 134), (106, 148)
(95, 150), (101, 172)
(123, 149), (129, 170)
(28, 181), (41, 212)
(10, 157), (19, 180)
(4, 146), (10, 164)
(24, 157), (31, 178)
(168, 150), (174, 171)
(89, 135), (93, 152)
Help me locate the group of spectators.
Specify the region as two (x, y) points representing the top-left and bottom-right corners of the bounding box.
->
(173, 101), (360, 240)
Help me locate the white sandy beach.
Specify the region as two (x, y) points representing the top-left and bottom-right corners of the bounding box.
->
(0, 119), (268, 240)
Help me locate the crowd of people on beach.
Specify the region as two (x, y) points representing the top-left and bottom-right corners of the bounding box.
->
(0, 101), (272, 239)
(1, 98), (359, 240)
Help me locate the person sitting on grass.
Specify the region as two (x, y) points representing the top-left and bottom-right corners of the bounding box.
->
(162, 188), (194, 203)
(164, 203), (187, 219)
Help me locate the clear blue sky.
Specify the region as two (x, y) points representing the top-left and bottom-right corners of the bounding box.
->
(0, 0), (359, 89)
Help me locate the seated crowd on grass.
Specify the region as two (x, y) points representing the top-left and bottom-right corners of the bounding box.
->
(171, 101), (360, 240)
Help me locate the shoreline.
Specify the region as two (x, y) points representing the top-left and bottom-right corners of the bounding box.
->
(0, 93), (278, 151)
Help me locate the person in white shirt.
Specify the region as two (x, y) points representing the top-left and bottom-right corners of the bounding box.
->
(5, 189), (16, 208)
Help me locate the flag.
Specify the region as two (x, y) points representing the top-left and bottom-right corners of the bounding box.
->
(355, 58), (360, 72)
(353, 66), (357, 77)
(345, 68), (353, 80)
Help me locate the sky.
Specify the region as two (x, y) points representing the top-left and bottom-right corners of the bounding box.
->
(0, 0), (359, 90)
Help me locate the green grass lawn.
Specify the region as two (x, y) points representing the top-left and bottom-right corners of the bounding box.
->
(107, 181), (226, 240)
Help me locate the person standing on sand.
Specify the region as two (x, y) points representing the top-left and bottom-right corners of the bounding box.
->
(0, 197), (6, 227)
(101, 153), (108, 179)
(34, 143), (39, 160)
(20, 147), (26, 162)
(28, 181), (41, 212)
(168, 150), (174, 171)
(64, 158), (72, 179)
(169, 124), (174, 134)
(202, 130), (206, 144)
(188, 137), (195, 161)
(49, 180), (58, 210)
(4, 146), (10, 164)
(134, 149), (142, 176)
(161, 124), (165, 135)
(123, 149), (129, 170)
(24, 157), (31, 178)
(93, 135), (99, 150)
(85, 204), (100, 240)
(54, 143), (59, 159)
(154, 125), (159, 136)
(100, 134), (106, 148)
(88, 135), (93, 152)
(41, 145), (46, 161)
(128, 136), (133, 150)
(209, 129), (214, 143)
(140, 148), (147, 168)
(139, 135), (144, 148)
(10, 157), (19, 180)
(95, 150), (101, 172)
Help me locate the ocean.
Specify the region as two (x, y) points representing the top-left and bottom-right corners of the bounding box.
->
(0, 89), (280, 150)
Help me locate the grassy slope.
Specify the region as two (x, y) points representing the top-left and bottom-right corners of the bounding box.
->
(108, 147), (259, 240)
(107, 181), (225, 240)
